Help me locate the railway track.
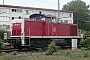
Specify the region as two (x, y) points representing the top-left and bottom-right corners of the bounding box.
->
(0, 46), (72, 53)
(0, 46), (39, 53)
(0, 46), (19, 53)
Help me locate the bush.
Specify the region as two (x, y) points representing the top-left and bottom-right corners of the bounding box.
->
(0, 52), (6, 60)
(83, 51), (89, 58)
(80, 38), (90, 50)
(0, 52), (5, 56)
(45, 40), (58, 55)
(65, 50), (73, 58)
(12, 51), (18, 55)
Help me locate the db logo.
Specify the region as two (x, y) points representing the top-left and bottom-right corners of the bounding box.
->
(53, 27), (56, 32)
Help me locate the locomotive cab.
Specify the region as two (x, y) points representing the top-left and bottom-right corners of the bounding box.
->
(43, 14), (58, 36)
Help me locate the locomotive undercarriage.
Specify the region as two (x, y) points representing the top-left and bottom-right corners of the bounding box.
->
(6, 36), (81, 50)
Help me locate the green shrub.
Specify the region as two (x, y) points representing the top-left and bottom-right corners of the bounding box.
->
(65, 50), (73, 58)
(80, 38), (90, 50)
(83, 51), (89, 58)
(81, 47), (85, 51)
(1, 52), (5, 56)
(0, 52), (6, 60)
(12, 51), (18, 55)
(45, 40), (58, 55)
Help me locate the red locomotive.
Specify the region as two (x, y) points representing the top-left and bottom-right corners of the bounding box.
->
(6, 13), (82, 50)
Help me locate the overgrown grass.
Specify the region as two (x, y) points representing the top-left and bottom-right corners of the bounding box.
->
(0, 52), (6, 60)
(0, 52), (90, 60)
(0, 49), (90, 60)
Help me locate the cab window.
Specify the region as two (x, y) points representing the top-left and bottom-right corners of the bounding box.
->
(52, 18), (56, 23)
(40, 16), (45, 21)
(30, 16), (36, 20)
(48, 18), (51, 23)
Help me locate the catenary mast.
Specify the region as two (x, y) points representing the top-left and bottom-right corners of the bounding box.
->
(58, 0), (60, 22)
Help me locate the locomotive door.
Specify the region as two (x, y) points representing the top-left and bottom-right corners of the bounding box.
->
(50, 18), (57, 36)
(48, 18), (57, 36)
(48, 18), (52, 35)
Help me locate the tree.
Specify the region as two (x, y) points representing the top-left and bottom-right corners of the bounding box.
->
(62, 0), (90, 31)
(0, 30), (4, 42)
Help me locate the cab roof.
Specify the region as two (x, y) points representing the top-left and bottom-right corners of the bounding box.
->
(30, 14), (56, 18)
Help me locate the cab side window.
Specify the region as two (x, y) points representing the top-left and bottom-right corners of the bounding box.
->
(31, 16), (36, 20)
(48, 18), (51, 23)
(40, 16), (45, 21)
(52, 18), (56, 23)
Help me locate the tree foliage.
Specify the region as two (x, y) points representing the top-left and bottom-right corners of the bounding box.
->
(62, 0), (90, 31)
(0, 29), (10, 42)
(0, 30), (4, 42)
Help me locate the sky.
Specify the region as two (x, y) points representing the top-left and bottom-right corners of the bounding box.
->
(0, 0), (89, 10)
